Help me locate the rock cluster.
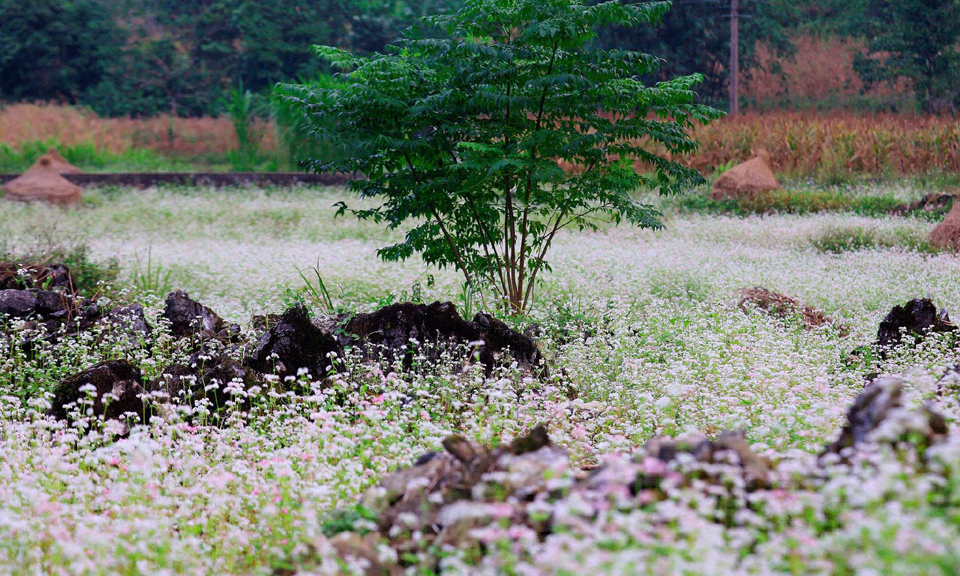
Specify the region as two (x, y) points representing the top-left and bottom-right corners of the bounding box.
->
(0, 285), (98, 342)
(331, 426), (779, 574)
(0, 261), (145, 345)
(16, 277), (960, 572)
(27, 292), (545, 425)
(344, 301), (546, 376)
(247, 301), (546, 381)
(312, 379), (952, 574)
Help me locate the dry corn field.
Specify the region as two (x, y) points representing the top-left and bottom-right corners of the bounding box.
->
(2, 104), (958, 176)
(0, 104), (278, 159)
(682, 112), (960, 176)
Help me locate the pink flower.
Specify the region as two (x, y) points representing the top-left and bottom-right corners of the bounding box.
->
(640, 456), (667, 476)
(488, 503), (514, 519)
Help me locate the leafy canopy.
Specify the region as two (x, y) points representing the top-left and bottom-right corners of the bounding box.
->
(852, 0), (960, 113)
(0, 0), (126, 103)
(597, 0), (796, 108)
(280, 0), (720, 313)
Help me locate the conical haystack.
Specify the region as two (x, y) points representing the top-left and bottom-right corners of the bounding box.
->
(39, 148), (83, 175)
(929, 195), (960, 251)
(1, 157), (82, 205)
(710, 150), (782, 200)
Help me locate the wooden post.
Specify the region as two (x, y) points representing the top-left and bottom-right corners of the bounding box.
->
(730, 0), (739, 115)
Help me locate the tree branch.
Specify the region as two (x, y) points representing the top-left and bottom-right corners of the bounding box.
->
(429, 203), (472, 286)
(517, 40), (560, 305)
(404, 151), (472, 285)
(464, 190), (508, 298)
(521, 208), (566, 311)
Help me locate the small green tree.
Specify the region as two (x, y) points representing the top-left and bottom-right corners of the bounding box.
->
(280, 0), (719, 314)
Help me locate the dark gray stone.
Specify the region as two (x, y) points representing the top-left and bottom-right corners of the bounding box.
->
(245, 304), (341, 381)
(49, 360), (147, 424)
(162, 290), (226, 339)
(877, 298), (956, 353)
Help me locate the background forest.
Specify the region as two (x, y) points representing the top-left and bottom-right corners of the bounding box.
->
(2, 0), (958, 117)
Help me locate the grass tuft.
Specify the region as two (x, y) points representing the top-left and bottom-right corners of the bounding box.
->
(810, 225), (935, 254)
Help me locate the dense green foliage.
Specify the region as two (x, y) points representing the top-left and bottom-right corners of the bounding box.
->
(281, 0), (720, 313)
(4, 0), (956, 117)
(597, 0), (795, 107)
(852, 0), (960, 113)
(0, 0), (126, 104)
(0, 0), (453, 117)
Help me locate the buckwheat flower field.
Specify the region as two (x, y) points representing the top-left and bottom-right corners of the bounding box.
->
(2, 183), (960, 575)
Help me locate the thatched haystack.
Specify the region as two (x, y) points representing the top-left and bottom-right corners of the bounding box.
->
(39, 148), (83, 175)
(710, 150), (782, 200)
(929, 195), (960, 251)
(1, 157), (82, 205)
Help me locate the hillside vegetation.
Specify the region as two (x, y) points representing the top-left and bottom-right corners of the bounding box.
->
(1, 0), (957, 116)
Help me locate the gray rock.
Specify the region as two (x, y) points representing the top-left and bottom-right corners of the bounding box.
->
(99, 304), (152, 345)
(0, 289), (39, 317)
(162, 290), (226, 339)
(151, 353), (264, 418)
(877, 298), (956, 353)
(49, 359), (147, 424)
(245, 304), (341, 381)
(825, 376), (947, 455)
(0, 288), (72, 320)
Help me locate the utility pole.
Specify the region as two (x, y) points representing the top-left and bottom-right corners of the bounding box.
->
(729, 0), (740, 115)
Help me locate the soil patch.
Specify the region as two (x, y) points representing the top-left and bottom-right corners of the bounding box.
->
(738, 286), (848, 336)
